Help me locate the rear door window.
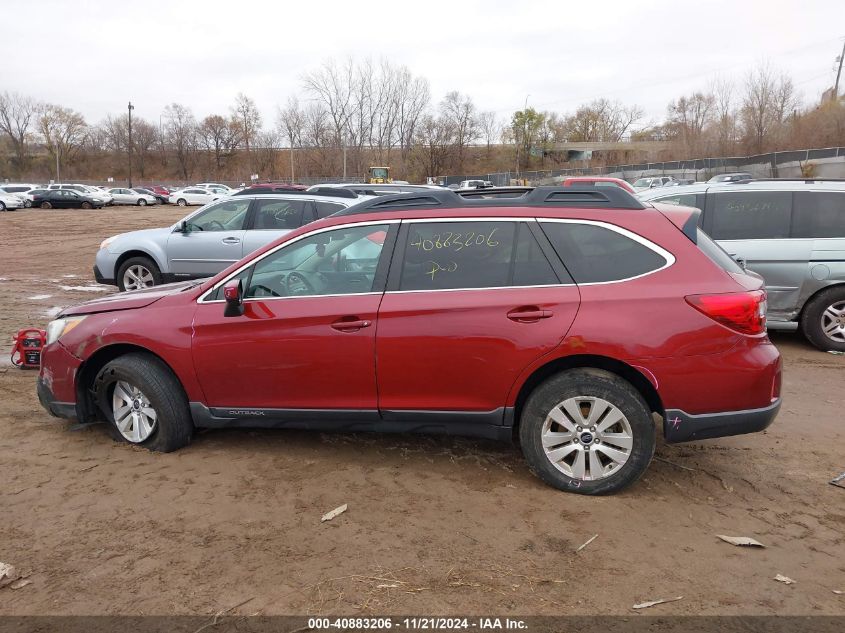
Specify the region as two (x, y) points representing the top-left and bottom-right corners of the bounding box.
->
(396, 221), (559, 291)
(708, 191), (792, 240)
(316, 201), (345, 218)
(653, 193), (698, 207)
(540, 221), (669, 284)
(791, 191), (845, 238)
(252, 199), (307, 230)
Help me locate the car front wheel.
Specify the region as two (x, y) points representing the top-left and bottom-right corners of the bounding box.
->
(519, 368), (655, 495)
(117, 255), (161, 291)
(138, 198), (147, 206)
(94, 353), (193, 452)
(177, 198), (187, 206)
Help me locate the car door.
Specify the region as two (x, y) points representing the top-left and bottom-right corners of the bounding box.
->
(191, 221), (397, 411)
(704, 189), (809, 318)
(241, 198), (314, 256)
(166, 198), (250, 278)
(376, 219), (581, 419)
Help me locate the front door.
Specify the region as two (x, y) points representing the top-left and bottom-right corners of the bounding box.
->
(167, 198), (250, 279)
(191, 221), (395, 411)
(376, 219), (581, 417)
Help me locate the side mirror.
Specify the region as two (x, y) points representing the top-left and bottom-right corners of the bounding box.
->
(178, 220), (189, 233)
(223, 279), (244, 317)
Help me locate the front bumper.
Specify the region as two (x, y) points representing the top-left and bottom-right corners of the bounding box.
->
(664, 398), (781, 443)
(93, 264), (115, 285)
(37, 377), (78, 420)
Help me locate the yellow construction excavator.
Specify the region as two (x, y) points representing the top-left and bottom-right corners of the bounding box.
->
(366, 166), (391, 184)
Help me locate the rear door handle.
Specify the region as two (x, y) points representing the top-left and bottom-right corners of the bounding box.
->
(507, 308), (553, 322)
(221, 237), (241, 245)
(331, 318), (372, 332)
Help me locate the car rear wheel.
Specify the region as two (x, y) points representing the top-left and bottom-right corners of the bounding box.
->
(801, 286), (845, 352)
(40, 201), (52, 209)
(81, 201), (92, 209)
(138, 198), (147, 206)
(94, 353), (192, 452)
(117, 256), (161, 291)
(519, 368), (655, 495)
(24, 200), (32, 208)
(177, 198), (187, 206)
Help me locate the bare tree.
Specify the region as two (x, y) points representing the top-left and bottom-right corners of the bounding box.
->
(277, 96), (305, 180)
(710, 77), (738, 154)
(303, 58), (355, 148)
(253, 129), (280, 179)
(0, 92), (38, 174)
(666, 91), (715, 153)
(741, 63), (797, 153)
(478, 110), (499, 157)
(440, 91), (479, 171)
(197, 114), (239, 174)
(411, 113), (455, 179)
(162, 103), (197, 179)
(231, 93), (262, 172)
(38, 104), (87, 179)
(132, 118), (158, 178)
(395, 73), (430, 159)
(563, 99), (643, 142)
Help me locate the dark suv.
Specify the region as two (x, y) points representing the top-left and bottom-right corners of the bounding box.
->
(38, 187), (781, 494)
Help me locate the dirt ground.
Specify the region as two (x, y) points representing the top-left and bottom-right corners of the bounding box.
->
(0, 205), (843, 617)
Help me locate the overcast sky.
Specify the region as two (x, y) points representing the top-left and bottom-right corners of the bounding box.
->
(4, 0), (843, 129)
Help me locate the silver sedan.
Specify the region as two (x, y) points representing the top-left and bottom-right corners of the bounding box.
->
(108, 188), (157, 206)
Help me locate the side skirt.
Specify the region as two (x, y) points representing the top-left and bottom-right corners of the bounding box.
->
(189, 403), (514, 442)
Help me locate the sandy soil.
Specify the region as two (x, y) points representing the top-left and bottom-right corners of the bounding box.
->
(0, 205), (843, 616)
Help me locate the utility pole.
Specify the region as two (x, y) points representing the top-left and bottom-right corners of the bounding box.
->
(127, 101), (134, 187)
(834, 39), (845, 101)
(55, 146), (60, 183)
(290, 145), (295, 183)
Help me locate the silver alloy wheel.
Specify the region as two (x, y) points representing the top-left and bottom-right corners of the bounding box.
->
(138, 198), (147, 206)
(177, 198), (187, 206)
(541, 396), (633, 481)
(821, 300), (845, 343)
(123, 264), (155, 290)
(111, 380), (157, 443)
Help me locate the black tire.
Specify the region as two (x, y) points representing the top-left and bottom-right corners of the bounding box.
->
(800, 286), (845, 352)
(81, 201), (92, 209)
(93, 352), (193, 452)
(138, 198), (147, 206)
(177, 198), (187, 207)
(40, 201), (52, 209)
(0, 201), (6, 211)
(519, 368), (655, 495)
(116, 255), (162, 291)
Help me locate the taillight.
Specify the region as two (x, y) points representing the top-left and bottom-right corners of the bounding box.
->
(685, 290), (767, 335)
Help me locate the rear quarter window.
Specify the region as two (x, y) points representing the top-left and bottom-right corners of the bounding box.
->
(791, 191), (845, 238)
(540, 221), (669, 283)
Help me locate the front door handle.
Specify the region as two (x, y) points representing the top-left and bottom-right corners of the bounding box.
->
(331, 318), (372, 332)
(221, 237), (241, 245)
(507, 308), (553, 322)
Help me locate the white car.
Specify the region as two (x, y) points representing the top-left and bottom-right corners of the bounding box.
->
(168, 187), (223, 206)
(0, 184), (39, 207)
(0, 191), (25, 211)
(108, 187), (157, 206)
(196, 182), (233, 193)
(457, 180), (492, 189)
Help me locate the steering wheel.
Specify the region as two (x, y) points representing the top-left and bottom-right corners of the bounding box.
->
(206, 220), (225, 231)
(251, 284), (281, 298)
(286, 271), (315, 296)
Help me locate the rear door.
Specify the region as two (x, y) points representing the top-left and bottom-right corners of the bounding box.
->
(704, 189), (809, 318)
(241, 198), (314, 257)
(375, 219), (580, 419)
(166, 198), (250, 278)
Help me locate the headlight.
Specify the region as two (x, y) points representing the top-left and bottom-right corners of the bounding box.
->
(46, 316), (86, 345)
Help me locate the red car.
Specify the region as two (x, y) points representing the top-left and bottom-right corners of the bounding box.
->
(37, 187), (781, 494)
(562, 176), (637, 194)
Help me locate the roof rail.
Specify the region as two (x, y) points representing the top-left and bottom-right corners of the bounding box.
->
(334, 186), (646, 216)
(235, 187), (359, 199)
(746, 178), (845, 184)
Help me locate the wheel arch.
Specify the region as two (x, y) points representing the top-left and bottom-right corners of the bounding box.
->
(114, 248), (167, 279)
(511, 354), (664, 435)
(797, 281), (845, 323)
(76, 343), (188, 422)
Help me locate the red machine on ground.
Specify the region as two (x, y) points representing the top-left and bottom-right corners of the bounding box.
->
(11, 329), (47, 369)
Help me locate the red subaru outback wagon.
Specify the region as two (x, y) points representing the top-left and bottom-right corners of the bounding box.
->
(38, 187), (781, 494)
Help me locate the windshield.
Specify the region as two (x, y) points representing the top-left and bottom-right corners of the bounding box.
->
(633, 179), (651, 187)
